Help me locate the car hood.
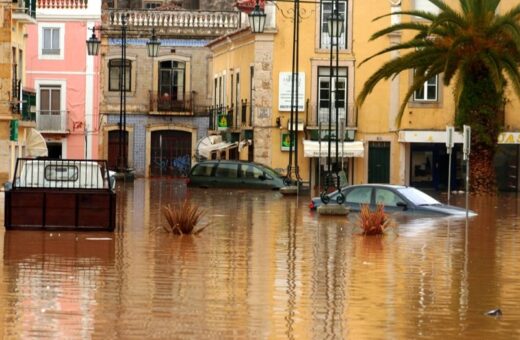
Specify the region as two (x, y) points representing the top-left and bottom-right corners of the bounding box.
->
(418, 204), (477, 217)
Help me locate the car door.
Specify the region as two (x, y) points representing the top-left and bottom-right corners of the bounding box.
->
(374, 188), (408, 213)
(239, 164), (267, 189)
(189, 162), (216, 188)
(214, 162), (239, 187)
(344, 186), (373, 211)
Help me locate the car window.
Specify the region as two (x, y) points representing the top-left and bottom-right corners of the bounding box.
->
(260, 165), (282, 178)
(346, 187), (372, 204)
(240, 164), (263, 179)
(191, 163), (214, 177)
(215, 163), (238, 178)
(375, 188), (405, 207)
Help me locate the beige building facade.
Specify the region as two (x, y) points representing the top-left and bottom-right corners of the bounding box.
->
(0, 0), (37, 184)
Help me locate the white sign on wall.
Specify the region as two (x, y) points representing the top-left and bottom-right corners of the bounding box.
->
(279, 72), (305, 112)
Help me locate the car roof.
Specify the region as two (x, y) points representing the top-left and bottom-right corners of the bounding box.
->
(195, 160), (269, 167)
(347, 184), (408, 190)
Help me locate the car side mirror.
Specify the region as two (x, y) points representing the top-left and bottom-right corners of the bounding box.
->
(396, 201), (408, 210)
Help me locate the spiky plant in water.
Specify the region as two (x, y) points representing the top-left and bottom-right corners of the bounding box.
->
(162, 200), (207, 235)
(358, 203), (392, 236)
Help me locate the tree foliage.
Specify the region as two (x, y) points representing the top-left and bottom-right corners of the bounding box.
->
(357, 0), (520, 194)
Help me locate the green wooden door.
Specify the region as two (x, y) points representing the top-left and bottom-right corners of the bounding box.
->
(368, 141), (390, 183)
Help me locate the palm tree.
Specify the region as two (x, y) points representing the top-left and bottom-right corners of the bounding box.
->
(357, 0), (520, 195)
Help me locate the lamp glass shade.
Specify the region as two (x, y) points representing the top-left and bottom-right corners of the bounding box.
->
(327, 10), (344, 38)
(146, 36), (161, 58)
(248, 4), (266, 33)
(86, 33), (101, 56)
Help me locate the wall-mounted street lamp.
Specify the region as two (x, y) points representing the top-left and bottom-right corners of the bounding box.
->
(248, 0), (267, 33)
(86, 15), (160, 173)
(248, 0), (303, 187)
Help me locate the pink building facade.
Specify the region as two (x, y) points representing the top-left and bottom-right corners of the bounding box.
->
(25, 0), (101, 159)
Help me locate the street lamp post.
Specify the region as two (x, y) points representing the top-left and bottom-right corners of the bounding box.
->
(249, 0), (302, 187)
(86, 15), (160, 173)
(320, 1), (344, 205)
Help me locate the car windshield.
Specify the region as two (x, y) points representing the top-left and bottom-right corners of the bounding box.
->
(397, 187), (440, 205)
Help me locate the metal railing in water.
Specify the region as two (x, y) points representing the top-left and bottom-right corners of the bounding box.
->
(12, 158), (113, 190)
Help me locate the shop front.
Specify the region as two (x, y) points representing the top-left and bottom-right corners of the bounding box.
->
(399, 130), (464, 192)
(303, 140), (364, 191)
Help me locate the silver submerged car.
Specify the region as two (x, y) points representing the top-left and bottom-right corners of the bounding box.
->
(309, 184), (477, 217)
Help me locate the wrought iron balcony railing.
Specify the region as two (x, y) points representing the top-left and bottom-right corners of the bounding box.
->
(149, 91), (193, 114)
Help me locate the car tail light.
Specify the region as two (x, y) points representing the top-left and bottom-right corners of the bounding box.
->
(185, 178), (191, 185)
(309, 201), (315, 210)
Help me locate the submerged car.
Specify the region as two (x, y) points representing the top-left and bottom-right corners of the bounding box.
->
(309, 184), (476, 217)
(188, 160), (286, 190)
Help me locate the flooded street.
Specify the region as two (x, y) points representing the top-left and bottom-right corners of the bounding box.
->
(1, 179), (520, 339)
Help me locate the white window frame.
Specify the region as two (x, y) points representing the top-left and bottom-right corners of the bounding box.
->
(38, 23), (65, 60)
(319, 1), (347, 49)
(413, 75), (438, 102)
(317, 67), (348, 127)
(35, 79), (66, 114)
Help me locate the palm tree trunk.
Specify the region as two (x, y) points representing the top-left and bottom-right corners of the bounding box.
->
(469, 143), (496, 195)
(456, 66), (502, 196)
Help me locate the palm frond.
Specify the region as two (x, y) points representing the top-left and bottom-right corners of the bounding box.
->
(370, 22), (430, 41)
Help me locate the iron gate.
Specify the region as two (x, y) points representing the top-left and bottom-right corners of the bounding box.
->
(150, 130), (192, 177)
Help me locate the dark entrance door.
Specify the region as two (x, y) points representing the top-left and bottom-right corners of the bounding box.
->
(410, 143), (463, 191)
(368, 141), (390, 183)
(150, 130), (192, 177)
(46, 142), (62, 159)
(108, 130), (128, 171)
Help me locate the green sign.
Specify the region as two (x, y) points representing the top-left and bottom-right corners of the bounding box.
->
(281, 132), (295, 151)
(10, 119), (19, 142)
(217, 112), (228, 130)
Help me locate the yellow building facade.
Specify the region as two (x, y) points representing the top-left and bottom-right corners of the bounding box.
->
(209, 0), (520, 192)
(0, 0), (37, 184)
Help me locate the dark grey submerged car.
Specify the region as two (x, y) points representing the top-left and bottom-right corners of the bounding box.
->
(309, 184), (477, 217)
(188, 160), (286, 190)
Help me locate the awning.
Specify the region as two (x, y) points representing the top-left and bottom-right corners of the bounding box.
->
(398, 130), (464, 143)
(196, 135), (237, 160)
(303, 140), (364, 158)
(25, 128), (48, 158)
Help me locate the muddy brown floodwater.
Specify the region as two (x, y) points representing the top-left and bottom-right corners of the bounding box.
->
(1, 179), (520, 339)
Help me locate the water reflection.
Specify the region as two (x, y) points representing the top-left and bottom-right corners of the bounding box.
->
(2, 231), (114, 339)
(1, 183), (520, 339)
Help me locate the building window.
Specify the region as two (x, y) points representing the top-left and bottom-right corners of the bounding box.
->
(42, 27), (60, 55)
(39, 23), (64, 60)
(158, 60), (186, 111)
(40, 85), (61, 115)
(414, 76), (438, 101)
(143, 2), (161, 9)
(317, 67), (347, 128)
(108, 59), (132, 92)
(320, 1), (347, 49)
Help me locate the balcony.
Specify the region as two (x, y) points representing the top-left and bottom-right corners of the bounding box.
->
(36, 110), (68, 133)
(12, 0), (37, 23)
(105, 9), (242, 38)
(37, 0), (88, 9)
(149, 91), (195, 115)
